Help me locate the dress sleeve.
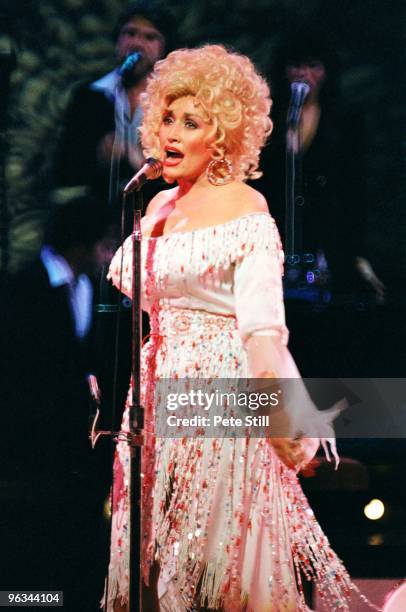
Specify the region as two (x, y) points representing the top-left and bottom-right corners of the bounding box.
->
(234, 216), (288, 346)
(234, 215), (296, 378)
(234, 216), (342, 465)
(107, 235), (133, 299)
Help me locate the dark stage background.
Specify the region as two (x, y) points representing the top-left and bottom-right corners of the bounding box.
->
(0, 0), (405, 604)
(0, 0), (404, 277)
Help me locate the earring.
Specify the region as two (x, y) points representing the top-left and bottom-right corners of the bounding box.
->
(206, 157), (233, 186)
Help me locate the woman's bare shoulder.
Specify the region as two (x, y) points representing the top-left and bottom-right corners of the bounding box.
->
(145, 187), (177, 216)
(142, 188), (178, 237)
(219, 181), (269, 217)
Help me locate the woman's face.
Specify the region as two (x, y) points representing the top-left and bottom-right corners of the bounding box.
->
(286, 59), (326, 94)
(159, 95), (215, 184)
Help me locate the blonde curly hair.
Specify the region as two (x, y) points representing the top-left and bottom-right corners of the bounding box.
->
(139, 44), (273, 182)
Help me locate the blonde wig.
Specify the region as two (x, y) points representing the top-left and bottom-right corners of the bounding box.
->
(139, 44), (273, 181)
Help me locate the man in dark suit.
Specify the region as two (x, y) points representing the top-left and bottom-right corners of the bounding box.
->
(54, 1), (174, 205)
(1, 197), (117, 610)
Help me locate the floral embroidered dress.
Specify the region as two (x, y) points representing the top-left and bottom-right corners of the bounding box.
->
(105, 212), (368, 612)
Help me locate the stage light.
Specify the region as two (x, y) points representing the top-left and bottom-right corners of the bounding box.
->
(368, 533), (384, 546)
(103, 496), (111, 520)
(364, 498), (385, 520)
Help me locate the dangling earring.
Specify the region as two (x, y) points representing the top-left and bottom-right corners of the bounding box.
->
(206, 157), (233, 186)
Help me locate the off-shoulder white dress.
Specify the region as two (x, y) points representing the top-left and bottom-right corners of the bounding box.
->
(105, 213), (360, 612)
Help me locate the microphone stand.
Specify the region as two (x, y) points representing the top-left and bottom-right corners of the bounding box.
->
(285, 115), (304, 265)
(95, 188), (144, 612)
(127, 187), (144, 612)
(285, 83), (309, 264)
(95, 162), (162, 610)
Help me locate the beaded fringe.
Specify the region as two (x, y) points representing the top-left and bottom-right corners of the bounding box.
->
(107, 213), (284, 302)
(101, 535), (129, 610)
(103, 319), (381, 611)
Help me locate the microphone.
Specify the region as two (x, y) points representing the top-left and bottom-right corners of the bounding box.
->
(118, 52), (142, 77)
(123, 158), (163, 193)
(287, 81), (310, 127)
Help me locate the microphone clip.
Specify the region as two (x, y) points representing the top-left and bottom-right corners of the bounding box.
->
(287, 81), (310, 128)
(119, 52), (143, 77)
(123, 158), (163, 194)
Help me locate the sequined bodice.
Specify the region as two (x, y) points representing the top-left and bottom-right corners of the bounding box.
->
(108, 212), (288, 344)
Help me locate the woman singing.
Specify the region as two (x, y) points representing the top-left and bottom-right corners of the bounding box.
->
(106, 44), (370, 612)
